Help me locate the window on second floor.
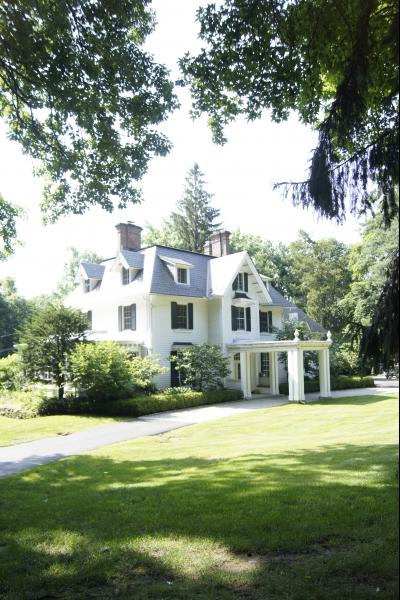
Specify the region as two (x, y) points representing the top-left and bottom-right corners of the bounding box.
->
(118, 304), (136, 331)
(231, 305), (251, 331)
(232, 272), (249, 292)
(260, 310), (273, 333)
(83, 279), (91, 293)
(171, 302), (193, 329)
(121, 267), (131, 285)
(177, 267), (188, 284)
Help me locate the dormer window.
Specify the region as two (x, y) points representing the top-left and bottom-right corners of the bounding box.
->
(122, 267), (130, 285)
(159, 255), (193, 285)
(177, 267), (188, 284)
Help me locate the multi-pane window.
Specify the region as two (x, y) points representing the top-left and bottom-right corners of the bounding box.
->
(260, 353), (270, 377)
(171, 302), (194, 329)
(83, 279), (90, 293)
(86, 310), (92, 329)
(118, 304), (136, 330)
(233, 272), (249, 292)
(177, 267), (188, 284)
(122, 267), (130, 285)
(175, 304), (188, 328)
(231, 306), (251, 331)
(236, 307), (245, 329)
(123, 305), (132, 329)
(260, 311), (273, 333)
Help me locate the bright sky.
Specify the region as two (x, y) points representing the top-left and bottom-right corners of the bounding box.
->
(0, 0), (364, 298)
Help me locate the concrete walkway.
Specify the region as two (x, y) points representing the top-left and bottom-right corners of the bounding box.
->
(0, 386), (397, 477)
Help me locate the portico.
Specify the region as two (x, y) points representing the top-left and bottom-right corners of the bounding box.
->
(227, 330), (332, 402)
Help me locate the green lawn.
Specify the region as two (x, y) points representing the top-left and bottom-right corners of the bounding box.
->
(0, 394), (398, 599)
(0, 415), (125, 446)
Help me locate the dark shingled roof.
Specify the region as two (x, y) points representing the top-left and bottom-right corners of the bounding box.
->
(120, 250), (145, 269)
(149, 246), (213, 298)
(80, 263), (105, 279)
(268, 284), (293, 308)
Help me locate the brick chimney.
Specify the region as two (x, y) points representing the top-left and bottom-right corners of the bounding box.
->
(204, 230), (231, 257)
(115, 222), (142, 252)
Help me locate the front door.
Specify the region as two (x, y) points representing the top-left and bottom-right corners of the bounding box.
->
(233, 353), (241, 380)
(259, 353), (270, 386)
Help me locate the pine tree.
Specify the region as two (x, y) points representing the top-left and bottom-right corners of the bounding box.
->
(169, 164), (222, 252)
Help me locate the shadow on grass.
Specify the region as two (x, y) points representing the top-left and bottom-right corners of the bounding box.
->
(0, 443), (398, 599)
(310, 393), (398, 406)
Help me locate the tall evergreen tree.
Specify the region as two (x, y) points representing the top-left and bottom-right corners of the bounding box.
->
(143, 164), (221, 252)
(170, 163), (221, 252)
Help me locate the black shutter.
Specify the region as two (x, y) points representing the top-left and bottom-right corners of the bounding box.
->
(259, 310), (263, 332)
(246, 307), (251, 331)
(244, 273), (249, 292)
(170, 351), (180, 387)
(131, 304), (136, 330)
(188, 303), (193, 329)
(268, 311), (273, 333)
(118, 306), (123, 331)
(171, 302), (177, 328)
(232, 275), (238, 290)
(231, 305), (238, 331)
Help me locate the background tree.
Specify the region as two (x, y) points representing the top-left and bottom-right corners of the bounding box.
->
(143, 163), (221, 252)
(19, 305), (88, 400)
(0, 194), (22, 259)
(288, 233), (352, 331)
(0, 0), (178, 238)
(57, 247), (103, 298)
(181, 0), (399, 364)
(0, 277), (31, 357)
(340, 211), (399, 369)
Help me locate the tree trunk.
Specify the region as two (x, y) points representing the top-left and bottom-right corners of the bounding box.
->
(58, 385), (64, 402)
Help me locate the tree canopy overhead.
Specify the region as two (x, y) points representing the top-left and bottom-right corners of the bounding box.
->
(181, 0), (399, 224)
(0, 0), (178, 225)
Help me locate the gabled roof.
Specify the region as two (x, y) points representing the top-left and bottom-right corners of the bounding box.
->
(80, 263), (105, 280)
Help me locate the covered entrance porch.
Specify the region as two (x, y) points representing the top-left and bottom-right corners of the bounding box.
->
(227, 331), (332, 402)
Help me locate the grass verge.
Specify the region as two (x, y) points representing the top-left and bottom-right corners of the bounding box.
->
(0, 393), (398, 599)
(0, 415), (125, 447)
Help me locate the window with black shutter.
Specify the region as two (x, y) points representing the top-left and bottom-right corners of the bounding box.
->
(171, 302), (193, 329)
(118, 304), (136, 330)
(260, 310), (273, 333)
(246, 306), (251, 331)
(231, 305), (246, 330)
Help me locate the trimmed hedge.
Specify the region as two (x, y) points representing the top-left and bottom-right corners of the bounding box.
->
(279, 375), (375, 396)
(0, 388), (244, 418)
(87, 388), (244, 417)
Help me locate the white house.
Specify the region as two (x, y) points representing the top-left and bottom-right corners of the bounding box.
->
(65, 222), (332, 401)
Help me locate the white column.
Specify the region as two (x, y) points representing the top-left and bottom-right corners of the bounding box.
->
(319, 349), (332, 398)
(287, 349), (305, 402)
(269, 352), (280, 396)
(240, 351), (252, 399)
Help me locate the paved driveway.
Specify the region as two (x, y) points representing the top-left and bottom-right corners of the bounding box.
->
(0, 386), (396, 477)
